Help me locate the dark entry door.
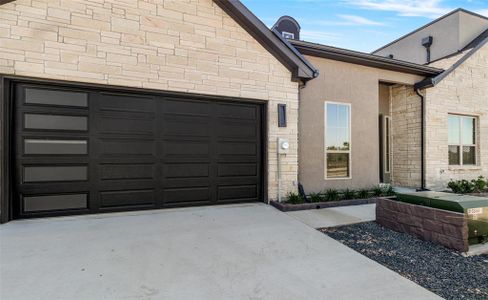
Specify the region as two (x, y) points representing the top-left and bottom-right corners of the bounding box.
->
(13, 83), (263, 219)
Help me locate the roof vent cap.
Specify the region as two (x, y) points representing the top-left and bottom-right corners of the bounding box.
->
(272, 16), (300, 40)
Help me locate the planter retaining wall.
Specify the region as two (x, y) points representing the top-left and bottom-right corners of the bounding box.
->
(376, 198), (469, 252)
(270, 198), (377, 212)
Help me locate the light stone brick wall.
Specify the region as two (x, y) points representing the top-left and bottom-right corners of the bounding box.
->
(424, 43), (488, 190)
(0, 0), (299, 201)
(390, 85), (422, 188)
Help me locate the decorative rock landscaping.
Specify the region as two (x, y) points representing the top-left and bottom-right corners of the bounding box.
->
(322, 222), (488, 300)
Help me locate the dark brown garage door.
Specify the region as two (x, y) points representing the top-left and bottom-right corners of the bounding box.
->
(13, 83), (264, 219)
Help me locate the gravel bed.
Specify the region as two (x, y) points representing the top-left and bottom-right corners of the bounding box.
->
(321, 222), (488, 300)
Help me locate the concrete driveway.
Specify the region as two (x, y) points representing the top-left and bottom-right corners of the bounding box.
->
(0, 203), (440, 300)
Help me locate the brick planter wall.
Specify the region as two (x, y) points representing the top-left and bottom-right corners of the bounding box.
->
(376, 198), (469, 252)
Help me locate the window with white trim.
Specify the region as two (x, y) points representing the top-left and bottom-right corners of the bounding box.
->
(448, 114), (477, 165)
(325, 102), (351, 179)
(282, 31), (294, 39)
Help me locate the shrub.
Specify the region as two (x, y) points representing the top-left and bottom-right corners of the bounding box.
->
(287, 192), (304, 204)
(357, 188), (370, 199)
(448, 179), (475, 194)
(372, 185), (384, 197)
(309, 192), (324, 203)
(384, 185), (396, 196)
(342, 188), (356, 200)
(325, 189), (339, 201)
(471, 176), (487, 193)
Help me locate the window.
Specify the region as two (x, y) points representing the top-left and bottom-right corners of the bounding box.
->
(448, 114), (476, 166)
(282, 31), (294, 39)
(325, 102), (351, 179)
(384, 116), (391, 173)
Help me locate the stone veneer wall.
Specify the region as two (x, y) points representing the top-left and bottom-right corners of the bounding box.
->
(376, 198), (469, 252)
(390, 85), (422, 188)
(0, 0), (300, 201)
(424, 43), (488, 190)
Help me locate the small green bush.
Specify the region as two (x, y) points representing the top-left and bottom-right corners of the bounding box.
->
(357, 188), (370, 199)
(448, 179), (475, 194)
(342, 188), (356, 200)
(372, 185), (384, 197)
(448, 177), (488, 194)
(384, 185), (396, 196)
(287, 192), (304, 204)
(472, 176), (487, 193)
(308, 192), (324, 203)
(325, 189), (339, 201)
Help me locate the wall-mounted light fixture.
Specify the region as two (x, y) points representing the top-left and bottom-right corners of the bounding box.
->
(278, 103), (287, 127)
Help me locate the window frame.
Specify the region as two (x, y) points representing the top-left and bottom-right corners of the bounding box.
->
(384, 116), (391, 173)
(448, 114), (477, 166)
(324, 101), (352, 180)
(281, 31), (294, 39)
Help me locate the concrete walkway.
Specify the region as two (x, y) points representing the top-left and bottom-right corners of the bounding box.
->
(287, 203), (376, 228)
(0, 203), (440, 300)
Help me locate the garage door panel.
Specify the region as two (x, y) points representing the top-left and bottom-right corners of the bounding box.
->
(98, 181), (156, 192)
(218, 176), (259, 186)
(163, 163), (210, 179)
(18, 182), (91, 195)
(99, 189), (156, 208)
(216, 103), (257, 120)
(217, 185), (258, 201)
(163, 99), (211, 116)
(164, 178), (211, 189)
(162, 115), (211, 137)
(218, 163), (257, 177)
(217, 121), (257, 139)
(99, 138), (156, 157)
(163, 140), (210, 157)
(218, 142), (257, 156)
(98, 93), (156, 113)
(100, 164), (155, 181)
(163, 187), (211, 204)
(96, 116), (156, 136)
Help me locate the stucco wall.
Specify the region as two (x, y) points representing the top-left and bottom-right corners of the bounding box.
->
(424, 43), (488, 190)
(0, 0), (299, 202)
(390, 85), (422, 188)
(379, 84), (391, 183)
(299, 55), (422, 192)
(374, 11), (488, 65)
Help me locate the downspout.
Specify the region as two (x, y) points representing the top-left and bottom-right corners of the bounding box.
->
(415, 88), (426, 190)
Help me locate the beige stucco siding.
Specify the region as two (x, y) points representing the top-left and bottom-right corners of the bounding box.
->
(0, 0), (299, 200)
(374, 11), (488, 65)
(424, 43), (488, 190)
(299, 55), (423, 192)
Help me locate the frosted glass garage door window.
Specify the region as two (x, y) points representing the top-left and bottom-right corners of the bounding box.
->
(25, 88), (88, 107)
(24, 114), (87, 131)
(24, 139), (87, 155)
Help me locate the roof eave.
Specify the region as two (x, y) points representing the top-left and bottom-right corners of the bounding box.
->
(291, 41), (443, 76)
(416, 32), (488, 90)
(213, 0), (318, 81)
